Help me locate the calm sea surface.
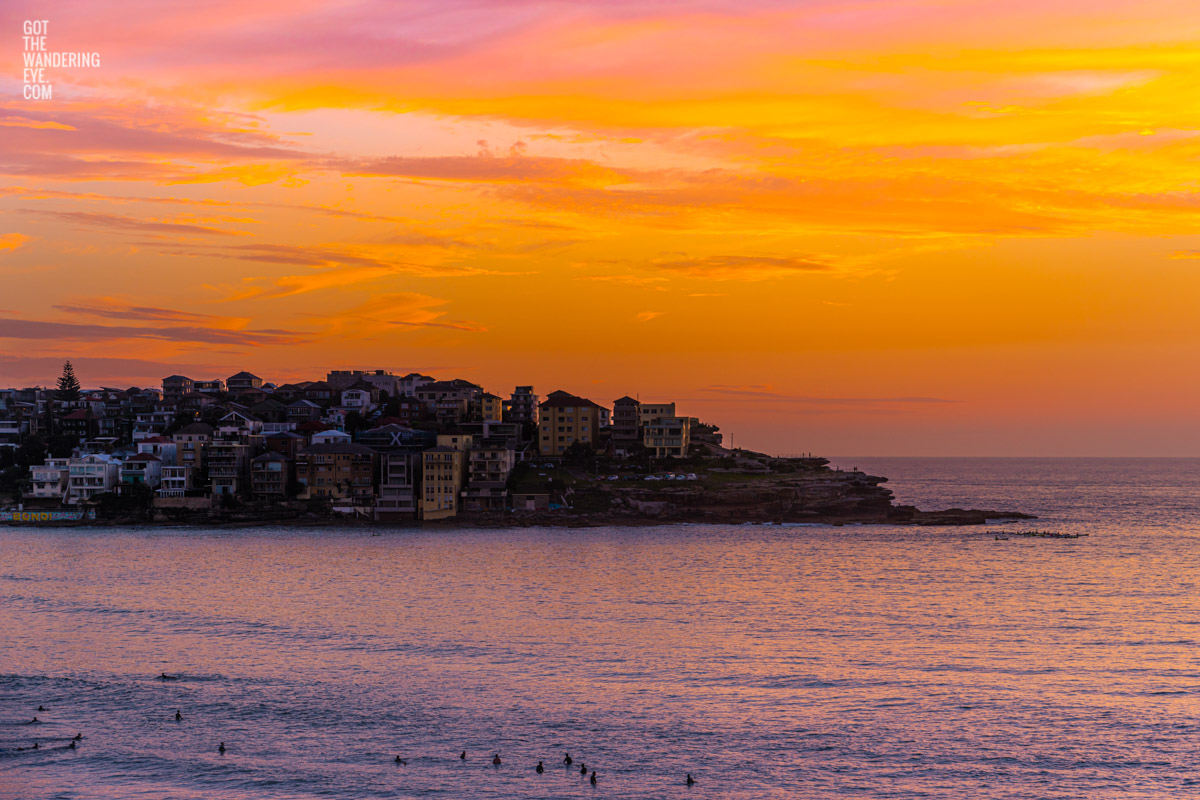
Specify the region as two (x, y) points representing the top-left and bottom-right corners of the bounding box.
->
(3, 458), (1200, 799)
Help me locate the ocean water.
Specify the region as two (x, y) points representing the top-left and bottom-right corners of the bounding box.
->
(3, 458), (1200, 799)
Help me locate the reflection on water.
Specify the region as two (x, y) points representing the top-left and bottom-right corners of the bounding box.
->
(3, 458), (1200, 799)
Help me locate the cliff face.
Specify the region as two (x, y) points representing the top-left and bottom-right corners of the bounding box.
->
(594, 471), (896, 524)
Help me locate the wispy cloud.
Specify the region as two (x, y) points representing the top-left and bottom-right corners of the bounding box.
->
(52, 300), (246, 326)
(0, 318), (307, 347)
(0, 186), (409, 223)
(328, 143), (627, 186)
(390, 319), (488, 332)
(23, 210), (246, 237)
(582, 274), (669, 287)
(650, 254), (836, 280)
(183, 243), (506, 300)
(0, 233), (30, 253)
(301, 292), (486, 336)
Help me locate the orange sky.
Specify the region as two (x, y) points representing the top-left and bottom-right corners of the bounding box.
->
(3, 0), (1200, 455)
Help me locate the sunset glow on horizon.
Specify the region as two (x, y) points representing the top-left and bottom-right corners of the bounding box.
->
(4, 0), (1200, 455)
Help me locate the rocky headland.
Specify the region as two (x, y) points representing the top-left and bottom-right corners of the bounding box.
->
(9, 453), (1033, 528)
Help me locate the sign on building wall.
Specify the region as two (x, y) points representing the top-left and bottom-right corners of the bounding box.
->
(1, 509), (95, 522)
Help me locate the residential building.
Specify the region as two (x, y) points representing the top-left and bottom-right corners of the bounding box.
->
(96, 405), (123, 439)
(415, 379), (481, 410)
(645, 416), (691, 458)
(162, 375), (193, 402)
(66, 454), (120, 504)
(457, 420), (522, 450)
(29, 458), (70, 501)
(137, 436), (177, 465)
(638, 402), (676, 427)
(382, 396), (422, 425)
(357, 370), (400, 398)
(217, 409), (262, 440)
(265, 430), (307, 460)
(121, 453), (163, 488)
(302, 381), (336, 405)
(435, 397), (470, 424)
(611, 396), (641, 449)
(311, 429), (353, 446)
(132, 409), (174, 441)
(296, 443), (377, 504)
(327, 370), (368, 390)
(375, 451), (421, 521)
(358, 423), (432, 521)
(226, 371), (263, 393)
(61, 408), (99, 443)
(272, 383), (306, 402)
(287, 399), (323, 424)
(481, 392), (503, 421)
(0, 417), (20, 448)
(327, 369), (399, 397)
(79, 437), (120, 456)
(251, 451), (291, 500)
(398, 373), (435, 398)
(179, 392), (217, 413)
(421, 446), (464, 519)
(437, 433), (474, 451)
(339, 387), (374, 410)
(208, 441), (251, 495)
(462, 446), (515, 512)
(504, 386), (539, 425)
(234, 387), (269, 405)
(537, 390), (604, 455)
(249, 399), (289, 424)
(356, 424), (436, 451)
(172, 422), (213, 470)
(158, 465), (192, 497)
(194, 379), (225, 393)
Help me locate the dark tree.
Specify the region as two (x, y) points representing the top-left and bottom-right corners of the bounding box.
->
(563, 440), (597, 469)
(57, 361), (82, 402)
(163, 411), (197, 437)
(343, 410), (367, 435)
(16, 434), (46, 469)
(47, 434), (77, 459)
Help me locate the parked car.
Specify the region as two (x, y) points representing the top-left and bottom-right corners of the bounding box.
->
(686, 473), (698, 480)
